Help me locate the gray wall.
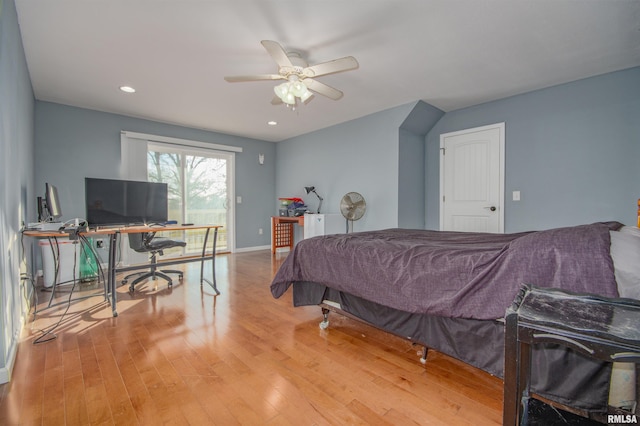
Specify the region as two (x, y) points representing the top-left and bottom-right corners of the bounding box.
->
(276, 102), (416, 233)
(398, 101), (445, 228)
(34, 102), (277, 249)
(425, 67), (640, 232)
(398, 128), (425, 228)
(0, 0), (36, 383)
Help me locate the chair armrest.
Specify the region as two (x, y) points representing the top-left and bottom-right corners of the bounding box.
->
(143, 232), (157, 247)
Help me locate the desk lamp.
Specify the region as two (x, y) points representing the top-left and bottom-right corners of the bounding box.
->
(304, 186), (323, 214)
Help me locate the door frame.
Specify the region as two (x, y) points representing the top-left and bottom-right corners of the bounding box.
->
(147, 142), (236, 253)
(121, 131), (241, 255)
(439, 122), (505, 233)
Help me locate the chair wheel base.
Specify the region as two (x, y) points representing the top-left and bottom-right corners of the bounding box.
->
(123, 269), (183, 293)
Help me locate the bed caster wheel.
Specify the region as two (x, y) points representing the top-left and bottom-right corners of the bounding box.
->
(418, 347), (428, 364)
(319, 320), (329, 330)
(168, 281), (173, 288)
(121, 279), (128, 286)
(128, 285), (134, 293)
(178, 275), (183, 281)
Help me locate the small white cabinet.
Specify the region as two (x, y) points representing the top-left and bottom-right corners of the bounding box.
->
(303, 213), (344, 239)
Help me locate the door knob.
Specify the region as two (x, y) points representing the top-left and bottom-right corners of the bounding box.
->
(484, 206), (497, 212)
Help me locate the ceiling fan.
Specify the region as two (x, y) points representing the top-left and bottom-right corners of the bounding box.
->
(224, 40), (359, 107)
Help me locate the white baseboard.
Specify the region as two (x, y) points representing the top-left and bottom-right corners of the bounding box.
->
(0, 368), (10, 384)
(0, 339), (17, 384)
(234, 245), (271, 253)
(1, 279), (34, 384)
(0, 312), (24, 384)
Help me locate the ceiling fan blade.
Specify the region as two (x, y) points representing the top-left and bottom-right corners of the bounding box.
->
(261, 40), (293, 69)
(224, 74), (284, 82)
(303, 56), (359, 78)
(304, 79), (343, 100)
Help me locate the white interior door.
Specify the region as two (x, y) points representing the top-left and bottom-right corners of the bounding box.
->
(440, 123), (505, 233)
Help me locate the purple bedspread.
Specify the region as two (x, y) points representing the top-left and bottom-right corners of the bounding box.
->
(270, 222), (622, 320)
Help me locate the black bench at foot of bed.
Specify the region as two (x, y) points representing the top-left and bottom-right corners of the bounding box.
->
(504, 285), (640, 425)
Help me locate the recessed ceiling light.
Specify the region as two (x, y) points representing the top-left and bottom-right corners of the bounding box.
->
(119, 86), (136, 93)
(267, 121), (277, 126)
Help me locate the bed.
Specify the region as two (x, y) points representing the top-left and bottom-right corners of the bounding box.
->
(271, 211), (640, 414)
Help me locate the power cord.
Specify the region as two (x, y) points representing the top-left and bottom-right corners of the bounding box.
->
(20, 272), (35, 312)
(32, 240), (80, 345)
(19, 232), (36, 308)
(61, 218), (89, 241)
(22, 219), (105, 344)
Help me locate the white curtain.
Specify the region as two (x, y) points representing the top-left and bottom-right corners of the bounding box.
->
(120, 133), (149, 181)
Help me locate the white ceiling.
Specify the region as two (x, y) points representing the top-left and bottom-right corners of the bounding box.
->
(14, 0), (640, 142)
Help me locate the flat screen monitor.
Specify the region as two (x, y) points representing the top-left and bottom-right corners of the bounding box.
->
(85, 177), (168, 227)
(40, 182), (63, 222)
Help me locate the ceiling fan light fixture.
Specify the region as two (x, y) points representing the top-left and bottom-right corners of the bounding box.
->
(290, 80), (306, 97)
(274, 79), (312, 106)
(283, 92), (296, 105)
(300, 90), (313, 103)
(274, 82), (289, 99)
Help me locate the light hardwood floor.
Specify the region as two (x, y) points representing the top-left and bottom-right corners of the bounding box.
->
(0, 250), (503, 425)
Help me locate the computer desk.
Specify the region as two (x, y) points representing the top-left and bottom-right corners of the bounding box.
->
(24, 224), (222, 317)
(22, 228), (110, 314)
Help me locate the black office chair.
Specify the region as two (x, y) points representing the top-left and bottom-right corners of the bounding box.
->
(122, 232), (187, 292)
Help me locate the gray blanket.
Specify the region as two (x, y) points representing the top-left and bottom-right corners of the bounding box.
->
(271, 222), (622, 320)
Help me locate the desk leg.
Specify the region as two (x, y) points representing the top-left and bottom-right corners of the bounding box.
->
(288, 222), (294, 251)
(271, 218), (275, 254)
(44, 236), (61, 309)
(211, 228), (218, 294)
(108, 232), (119, 317)
(200, 228), (220, 295)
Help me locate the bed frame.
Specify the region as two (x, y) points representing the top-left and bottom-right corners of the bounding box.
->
(295, 200), (640, 415)
(294, 282), (611, 413)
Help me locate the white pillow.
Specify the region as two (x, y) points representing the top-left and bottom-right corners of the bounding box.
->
(609, 229), (640, 300)
(619, 225), (640, 238)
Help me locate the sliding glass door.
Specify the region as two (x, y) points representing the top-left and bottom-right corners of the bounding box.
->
(147, 143), (233, 254)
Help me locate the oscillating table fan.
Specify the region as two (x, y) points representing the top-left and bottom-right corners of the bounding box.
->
(340, 192), (366, 233)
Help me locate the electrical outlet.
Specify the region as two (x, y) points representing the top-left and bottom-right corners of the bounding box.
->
(96, 239), (104, 248)
(513, 191), (521, 201)
(258, 228), (263, 235)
